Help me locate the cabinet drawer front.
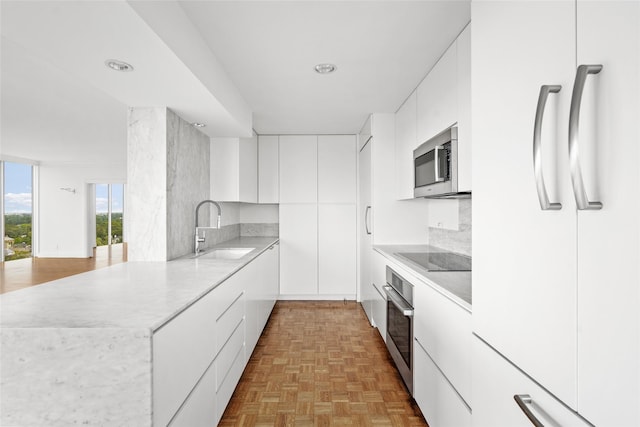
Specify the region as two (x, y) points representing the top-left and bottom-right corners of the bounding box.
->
(414, 340), (471, 427)
(216, 318), (245, 391)
(414, 278), (472, 403)
(216, 291), (245, 356)
(169, 361), (216, 427)
(214, 273), (245, 320)
(216, 340), (246, 423)
(153, 290), (217, 427)
(472, 337), (591, 427)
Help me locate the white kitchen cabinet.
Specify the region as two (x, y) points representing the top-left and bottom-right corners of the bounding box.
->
(169, 361), (217, 427)
(279, 135), (317, 204)
(416, 40), (457, 144)
(358, 139), (373, 322)
(456, 24), (471, 193)
(279, 204), (318, 296)
(153, 286), (220, 427)
(472, 1), (639, 425)
(318, 204), (356, 297)
(318, 135), (356, 204)
(413, 277), (471, 405)
(472, 337), (591, 427)
(252, 242), (279, 336)
(575, 4), (639, 425)
(258, 135), (279, 204)
(394, 92), (417, 200)
(371, 250), (387, 340)
(414, 338), (471, 427)
(154, 246), (279, 426)
(210, 134), (257, 203)
(242, 257), (260, 356)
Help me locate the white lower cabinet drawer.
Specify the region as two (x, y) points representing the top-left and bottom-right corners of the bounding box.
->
(153, 291), (217, 427)
(216, 292), (244, 355)
(216, 341), (246, 424)
(414, 338), (471, 427)
(169, 361), (217, 427)
(216, 318), (245, 391)
(472, 336), (592, 427)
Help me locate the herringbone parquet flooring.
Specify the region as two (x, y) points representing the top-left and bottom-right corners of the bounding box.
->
(219, 301), (428, 426)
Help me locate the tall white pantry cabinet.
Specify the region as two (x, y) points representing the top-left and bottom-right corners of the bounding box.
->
(472, 1), (639, 426)
(279, 135), (357, 299)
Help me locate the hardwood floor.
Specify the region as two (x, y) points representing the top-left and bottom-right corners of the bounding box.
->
(0, 243), (127, 294)
(220, 301), (428, 426)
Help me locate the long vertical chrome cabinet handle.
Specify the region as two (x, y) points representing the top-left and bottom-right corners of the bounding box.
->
(514, 395), (545, 427)
(533, 85), (562, 210)
(569, 64), (603, 210)
(364, 206), (372, 235)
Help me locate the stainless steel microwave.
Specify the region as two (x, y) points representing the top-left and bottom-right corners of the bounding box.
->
(413, 126), (469, 198)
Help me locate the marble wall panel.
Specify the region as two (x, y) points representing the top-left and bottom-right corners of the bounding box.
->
(166, 109), (210, 260)
(427, 199), (472, 256)
(0, 328), (152, 426)
(127, 107), (168, 262)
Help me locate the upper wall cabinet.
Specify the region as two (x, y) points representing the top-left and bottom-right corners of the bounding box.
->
(416, 40), (457, 144)
(279, 135), (317, 204)
(210, 133), (258, 203)
(258, 135), (279, 204)
(318, 135), (357, 203)
(395, 24), (471, 199)
(395, 92), (417, 200)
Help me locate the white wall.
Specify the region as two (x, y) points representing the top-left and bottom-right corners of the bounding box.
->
(37, 162), (125, 258)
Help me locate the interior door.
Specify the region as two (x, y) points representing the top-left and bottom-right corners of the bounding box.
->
(575, 2), (640, 425)
(472, 0), (578, 407)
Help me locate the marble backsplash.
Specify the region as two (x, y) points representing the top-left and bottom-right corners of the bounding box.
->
(200, 223), (279, 250)
(427, 199), (471, 257)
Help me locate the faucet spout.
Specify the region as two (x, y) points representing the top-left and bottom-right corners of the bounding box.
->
(194, 200), (222, 253)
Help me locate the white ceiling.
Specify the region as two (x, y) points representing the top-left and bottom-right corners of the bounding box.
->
(1, 0), (470, 165)
(180, 1), (471, 134)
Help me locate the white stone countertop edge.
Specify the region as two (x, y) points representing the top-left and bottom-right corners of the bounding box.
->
(0, 237), (280, 331)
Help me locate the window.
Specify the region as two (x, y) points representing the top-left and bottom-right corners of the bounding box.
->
(2, 161), (34, 262)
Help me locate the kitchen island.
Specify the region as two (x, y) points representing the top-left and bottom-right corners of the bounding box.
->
(0, 237), (279, 426)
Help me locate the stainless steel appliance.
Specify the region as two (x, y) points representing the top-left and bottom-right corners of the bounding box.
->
(383, 266), (414, 394)
(413, 126), (469, 198)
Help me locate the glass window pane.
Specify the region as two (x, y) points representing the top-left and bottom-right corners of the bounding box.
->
(4, 162), (33, 261)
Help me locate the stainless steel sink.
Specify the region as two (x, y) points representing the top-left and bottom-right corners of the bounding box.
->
(195, 247), (255, 260)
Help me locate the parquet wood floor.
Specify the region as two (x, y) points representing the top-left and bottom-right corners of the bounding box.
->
(220, 301), (428, 427)
(0, 243), (126, 294)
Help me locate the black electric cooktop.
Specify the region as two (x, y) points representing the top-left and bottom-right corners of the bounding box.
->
(396, 251), (472, 272)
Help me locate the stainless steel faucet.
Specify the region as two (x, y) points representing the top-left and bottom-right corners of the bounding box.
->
(194, 200), (222, 254)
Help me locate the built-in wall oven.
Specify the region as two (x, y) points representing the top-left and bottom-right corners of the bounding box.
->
(383, 266), (414, 394)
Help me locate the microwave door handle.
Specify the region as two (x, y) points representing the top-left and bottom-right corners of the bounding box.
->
(434, 146), (445, 182)
(533, 85), (562, 210)
(569, 64), (603, 210)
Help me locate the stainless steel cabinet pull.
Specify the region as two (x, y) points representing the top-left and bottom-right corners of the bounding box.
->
(514, 394), (545, 427)
(569, 64), (603, 210)
(533, 85), (562, 210)
(365, 206), (372, 235)
(382, 285), (413, 316)
(434, 145), (446, 182)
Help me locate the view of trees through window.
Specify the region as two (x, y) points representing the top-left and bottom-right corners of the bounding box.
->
(3, 162), (33, 261)
(95, 183), (124, 247)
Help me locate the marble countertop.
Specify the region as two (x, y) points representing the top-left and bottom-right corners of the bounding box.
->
(373, 244), (472, 312)
(0, 237), (279, 331)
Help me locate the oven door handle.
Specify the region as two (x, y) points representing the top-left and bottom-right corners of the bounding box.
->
(383, 285), (414, 316)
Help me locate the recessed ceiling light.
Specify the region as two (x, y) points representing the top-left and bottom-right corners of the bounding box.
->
(105, 59), (134, 72)
(192, 122), (206, 128)
(314, 63), (337, 74)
